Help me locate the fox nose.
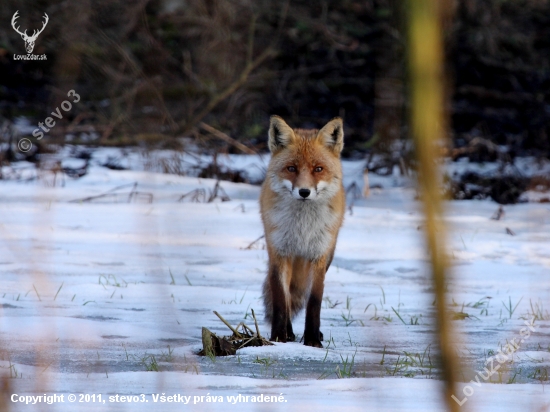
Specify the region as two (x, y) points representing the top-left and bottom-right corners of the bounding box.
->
(298, 188), (311, 198)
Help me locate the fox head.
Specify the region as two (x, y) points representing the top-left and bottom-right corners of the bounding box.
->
(267, 116), (344, 202)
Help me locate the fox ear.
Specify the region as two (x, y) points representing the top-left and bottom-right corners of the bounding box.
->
(268, 116), (295, 153)
(318, 117), (344, 154)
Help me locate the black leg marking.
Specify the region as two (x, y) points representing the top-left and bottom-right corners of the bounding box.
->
(304, 293), (323, 348)
(269, 264), (288, 343)
(286, 319), (295, 342)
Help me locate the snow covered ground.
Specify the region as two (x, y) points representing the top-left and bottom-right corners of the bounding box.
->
(0, 148), (549, 411)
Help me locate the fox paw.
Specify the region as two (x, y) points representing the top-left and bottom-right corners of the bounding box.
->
(304, 339), (323, 348)
(270, 332), (288, 343)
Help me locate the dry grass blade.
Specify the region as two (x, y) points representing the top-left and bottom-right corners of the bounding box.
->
(69, 182), (153, 204)
(178, 188), (207, 203)
(207, 181), (230, 203)
(178, 181), (230, 203)
(213, 311), (243, 338)
(243, 235), (265, 250)
(491, 206), (505, 220)
(251, 309), (261, 338)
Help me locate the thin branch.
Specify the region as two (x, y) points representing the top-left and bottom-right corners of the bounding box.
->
(246, 14), (257, 65)
(183, 47), (277, 132)
(183, 0), (290, 132)
(199, 122), (258, 155)
(251, 309), (261, 338)
(98, 30), (178, 133)
(213, 311), (243, 338)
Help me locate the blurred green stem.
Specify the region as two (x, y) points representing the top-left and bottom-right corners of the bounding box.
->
(407, 1), (459, 411)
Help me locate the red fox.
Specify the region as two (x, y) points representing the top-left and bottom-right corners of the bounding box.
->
(260, 116), (345, 348)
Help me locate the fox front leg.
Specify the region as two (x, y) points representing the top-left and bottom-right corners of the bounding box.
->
(268, 263), (289, 343)
(303, 260), (326, 348)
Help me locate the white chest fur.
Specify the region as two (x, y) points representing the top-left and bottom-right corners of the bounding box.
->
(265, 195), (338, 260)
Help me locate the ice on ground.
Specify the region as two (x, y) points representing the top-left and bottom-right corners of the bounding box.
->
(0, 149), (549, 411)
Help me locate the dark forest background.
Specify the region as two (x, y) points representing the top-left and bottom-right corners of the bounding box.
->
(1, 0), (549, 168)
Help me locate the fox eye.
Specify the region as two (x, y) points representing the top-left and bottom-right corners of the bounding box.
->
(314, 166), (323, 173)
(287, 166), (297, 173)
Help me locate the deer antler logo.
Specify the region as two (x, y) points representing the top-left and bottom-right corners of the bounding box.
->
(11, 10), (49, 54)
